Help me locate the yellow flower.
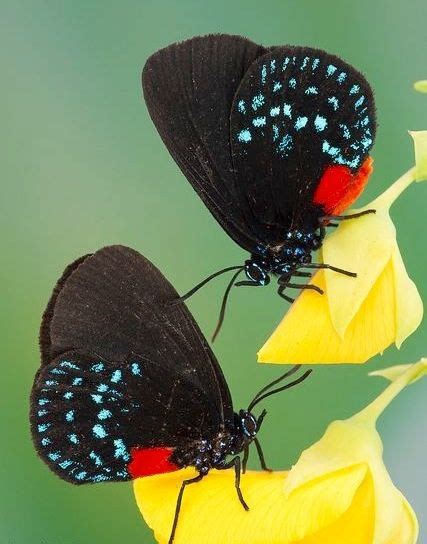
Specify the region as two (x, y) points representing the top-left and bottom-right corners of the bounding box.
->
(258, 132), (427, 364)
(133, 360), (425, 544)
(414, 80), (427, 93)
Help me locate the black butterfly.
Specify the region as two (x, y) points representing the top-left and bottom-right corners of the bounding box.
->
(142, 34), (377, 339)
(30, 245), (311, 543)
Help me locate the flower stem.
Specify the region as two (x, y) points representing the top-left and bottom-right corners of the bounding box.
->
(352, 359), (427, 426)
(369, 168), (416, 210)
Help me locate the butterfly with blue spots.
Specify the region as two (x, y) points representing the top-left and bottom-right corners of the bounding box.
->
(143, 34), (377, 339)
(30, 244), (311, 543)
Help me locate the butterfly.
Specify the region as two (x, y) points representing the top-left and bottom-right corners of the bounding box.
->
(142, 34), (377, 339)
(30, 245), (311, 543)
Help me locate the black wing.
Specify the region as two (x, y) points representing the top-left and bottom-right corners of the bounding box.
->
(31, 245), (233, 483)
(143, 36), (375, 252)
(142, 33), (267, 250)
(230, 47), (376, 244)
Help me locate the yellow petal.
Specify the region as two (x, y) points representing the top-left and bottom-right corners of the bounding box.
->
(414, 80), (427, 93)
(258, 265), (396, 364)
(280, 463), (370, 542)
(134, 468), (289, 544)
(300, 470), (375, 544)
(410, 130), (427, 181)
(283, 420), (383, 495)
(322, 210), (395, 337)
(391, 245), (423, 347)
(134, 466), (372, 544)
(392, 497), (419, 544)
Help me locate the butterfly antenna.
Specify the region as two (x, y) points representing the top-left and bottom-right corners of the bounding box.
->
(248, 368), (313, 412)
(249, 365), (302, 407)
(211, 267), (245, 342)
(173, 265), (244, 304)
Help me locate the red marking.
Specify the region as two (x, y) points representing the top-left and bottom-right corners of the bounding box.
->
(313, 156), (373, 215)
(128, 447), (179, 478)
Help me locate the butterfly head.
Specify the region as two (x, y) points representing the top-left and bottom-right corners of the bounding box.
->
(237, 409), (259, 439)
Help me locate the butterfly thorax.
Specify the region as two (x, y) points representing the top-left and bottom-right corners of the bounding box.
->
(171, 410), (258, 474)
(245, 229), (324, 285)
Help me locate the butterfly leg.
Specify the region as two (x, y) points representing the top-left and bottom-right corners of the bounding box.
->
(169, 473), (204, 544)
(277, 284), (295, 303)
(279, 280), (324, 295)
(235, 280), (264, 287)
(320, 209), (376, 223)
(242, 445), (249, 474)
(292, 271), (312, 278)
(301, 262), (357, 277)
(254, 438), (272, 472)
(221, 456), (249, 511)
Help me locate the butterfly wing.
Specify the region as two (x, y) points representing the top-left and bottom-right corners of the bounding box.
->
(31, 245), (233, 483)
(229, 47), (376, 245)
(142, 34), (267, 250)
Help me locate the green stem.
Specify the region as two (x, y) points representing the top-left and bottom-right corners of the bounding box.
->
(352, 359), (426, 426)
(368, 168), (415, 211)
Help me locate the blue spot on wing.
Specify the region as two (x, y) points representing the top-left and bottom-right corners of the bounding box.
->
(114, 439), (130, 461)
(314, 115), (328, 132)
(111, 370), (122, 384)
(252, 94), (264, 110)
(295, 117), (308, 130)
(131, 362), (142, 376)
(98, 409), (112, 420)
(238, 129), (252, 143)
(305, 86), (318, 95)
(238, 100), (246, 114)
(253, 116), (266, 127)
(60, 361), (80, 370)
(93, 424), (108, 438)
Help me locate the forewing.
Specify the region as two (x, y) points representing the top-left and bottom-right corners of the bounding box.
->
(142, 34), (266, 250)
(230, 47), (376, 244)
(30, 351), (217, 483)
(40, 254), (91, 364)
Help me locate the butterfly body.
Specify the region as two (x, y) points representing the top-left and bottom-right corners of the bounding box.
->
(171, 411), (258, 475)
(244, 228), (321, 285)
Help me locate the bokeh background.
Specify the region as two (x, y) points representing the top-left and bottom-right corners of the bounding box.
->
(1, 1), (426, 542)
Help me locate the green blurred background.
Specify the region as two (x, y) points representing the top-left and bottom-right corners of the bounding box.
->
(1, 1), (426, 542)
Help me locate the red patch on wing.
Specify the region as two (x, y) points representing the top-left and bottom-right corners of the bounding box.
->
(128, 447), (179, 478)
(313, 156), (373, 215)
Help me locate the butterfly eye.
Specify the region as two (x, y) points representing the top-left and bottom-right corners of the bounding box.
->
(244, 261), (270, 285)
(239, 410), (258, 438)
